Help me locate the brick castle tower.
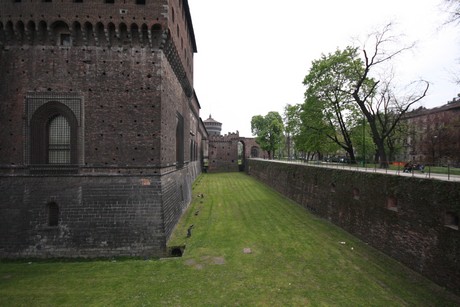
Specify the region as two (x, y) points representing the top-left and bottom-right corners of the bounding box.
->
(0, 0), (207, 258)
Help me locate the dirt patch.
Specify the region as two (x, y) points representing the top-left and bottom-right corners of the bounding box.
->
(213, 257), (225, 265)
(184, 259), (196, 266)
(184, 256), (226, 269)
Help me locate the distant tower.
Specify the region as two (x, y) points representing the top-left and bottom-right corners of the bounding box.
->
(204, 114), (222, 136)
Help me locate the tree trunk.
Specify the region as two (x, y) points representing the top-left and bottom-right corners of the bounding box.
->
(347, 149), (357, 164)
(374, 138), (389, 168)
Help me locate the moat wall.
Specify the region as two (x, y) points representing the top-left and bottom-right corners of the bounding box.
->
(247, 159), (460, 294)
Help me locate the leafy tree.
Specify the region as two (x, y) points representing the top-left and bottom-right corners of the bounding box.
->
(283, 104), (301, 160)
(251, 111), (284, 159)
(302, 47), (364, 163)
(296, 97), (341, 161)
(302, 24), (428, 168)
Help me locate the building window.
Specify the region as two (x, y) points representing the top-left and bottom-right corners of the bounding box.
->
(29, 101), (79, 165)
(48, 202), (59, 226)
(352, 187), (360, 200)
(60, 33), (71, 46)
(48, 115), (71, 164)
(445, 212), (459, 230)
(136, 0), (145, 4)
(387, 196), (398, 212)
(176, 113), (184, 167)
(105, 0), (114, 3)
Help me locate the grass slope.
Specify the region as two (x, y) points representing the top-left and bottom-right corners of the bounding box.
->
(1, 173), (459, 306)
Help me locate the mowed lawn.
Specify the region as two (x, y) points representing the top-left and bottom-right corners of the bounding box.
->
(1, 173), (459, 306)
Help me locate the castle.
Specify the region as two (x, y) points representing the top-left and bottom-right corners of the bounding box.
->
(0, 0), (207, 258)
(203, 115), (263, 172)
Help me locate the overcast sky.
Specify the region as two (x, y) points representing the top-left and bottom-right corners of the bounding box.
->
(188, 0), (460, 137)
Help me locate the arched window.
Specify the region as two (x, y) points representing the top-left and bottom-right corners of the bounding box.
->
(151, 23), (162, 48)
(0, 22), (5, 46)
(16, 21), (25, 45)
(30, 101), (78, 165)
(119, 23), (129, 45)
(84, 22), (94, 45)
(73, 21), (83, 46)
(5, 21), (14, 43)
(107, 23), (116, 46)
(38, 20), (48, 45)
(47, 202), (59, 226)
(48, 115), (71, 164)
(140, 23), (149, 46)
(51, 20), (71, 46)
(96, 22), (105, 46)
(26, 21), (36, 45)
(130, 23), (139, 45)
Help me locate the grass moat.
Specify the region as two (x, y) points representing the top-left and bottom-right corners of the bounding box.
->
(1, 173), (459, 306)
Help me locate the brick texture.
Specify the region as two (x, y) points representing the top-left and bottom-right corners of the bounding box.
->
(0, 0), (205, 258)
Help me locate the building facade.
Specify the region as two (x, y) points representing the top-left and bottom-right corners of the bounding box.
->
(0, 0), (206, 258)
(399, 98), (460, 167)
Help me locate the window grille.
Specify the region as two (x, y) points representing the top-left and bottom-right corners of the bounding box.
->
(48, 115), (71, 164)
(26, 94), (82, 169)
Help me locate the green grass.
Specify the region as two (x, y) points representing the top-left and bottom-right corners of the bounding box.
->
(1, 173), (459, 306)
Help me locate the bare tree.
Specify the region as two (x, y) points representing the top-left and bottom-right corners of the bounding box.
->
(444, 0), (460, 24)
(443, 0), (460, 84)
(352, 23), (429, 168)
